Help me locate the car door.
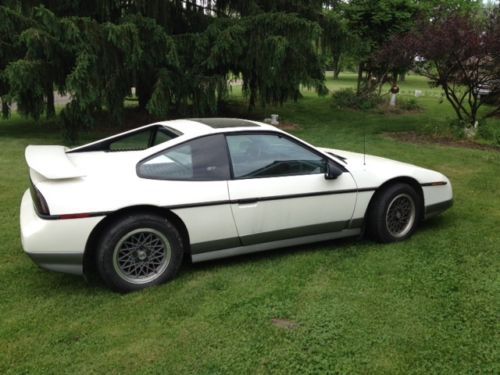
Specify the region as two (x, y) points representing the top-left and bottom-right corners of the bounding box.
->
(226, 132), (357, 246)
(137, 134), (240, 253)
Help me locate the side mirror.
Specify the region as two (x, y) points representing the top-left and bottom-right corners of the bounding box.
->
(325, 159), (343, 180)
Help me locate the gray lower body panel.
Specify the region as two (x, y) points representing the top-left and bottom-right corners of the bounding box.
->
(26, 252), (83, 275)
(191, 228), (361, 263)
(424, 199), (453, 219)
(191, 219), (363, 255)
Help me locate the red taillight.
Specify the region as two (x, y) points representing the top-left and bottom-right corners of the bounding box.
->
(59, 213), (91, 220)
(30, 180), (50, 216)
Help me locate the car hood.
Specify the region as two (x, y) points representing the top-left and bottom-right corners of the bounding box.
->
(318, 147), (449, 188)
(320, 147), (417, 169)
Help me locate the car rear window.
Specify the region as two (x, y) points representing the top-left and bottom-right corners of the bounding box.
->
(68, 125), (179, 153)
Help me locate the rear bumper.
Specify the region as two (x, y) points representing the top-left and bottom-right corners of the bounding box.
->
(25, 252), (84, 275)
(20, 190), (104, 275)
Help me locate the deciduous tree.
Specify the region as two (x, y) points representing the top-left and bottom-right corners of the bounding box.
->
(409, 13), (500, 129)
(346, 0), (422, 94)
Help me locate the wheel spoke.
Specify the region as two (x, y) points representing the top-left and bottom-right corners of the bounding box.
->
(113, 228), (172, 284)
(385, 193), (416, 238)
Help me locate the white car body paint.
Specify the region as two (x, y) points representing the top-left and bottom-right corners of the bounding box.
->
(25, 145), (85, 179)
(20, 119), (453, 277)
(319, 147), (453, 216)
(228, 172), (357, 241)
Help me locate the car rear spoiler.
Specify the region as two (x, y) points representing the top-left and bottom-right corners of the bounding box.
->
(25, 145), (85, 180)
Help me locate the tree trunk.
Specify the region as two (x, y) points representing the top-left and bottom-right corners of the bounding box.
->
(247, 69), (257, 111)
(137, 89), (149, 111)
(377, 73), (388, 96)
(399, 71), (406, 82)
(356, 62), (364, 95)
(137, 76), (153, 111)
(442, 85), (464, 122)
(248, 85), (256, 111)
(332, 53), (342, 80)
(45, 83), (55, 118)
(469, 95), (480, 134)
(1, 98), (10, 119)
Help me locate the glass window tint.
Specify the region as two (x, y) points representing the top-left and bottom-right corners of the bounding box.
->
(153, 128), (176, 146)
(108, 127), (177, 152)
(227, 134), (325, 179)
(109, 129), (152, 151)
(138, 134), (230, 181)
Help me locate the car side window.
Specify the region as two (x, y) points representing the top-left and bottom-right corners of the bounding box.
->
(108, 126), (177, 151)
(152, 128), (175, 146)
(226, 134), (326, 179)
(109, 129), (152, 151)
(138, 134), (230, 181)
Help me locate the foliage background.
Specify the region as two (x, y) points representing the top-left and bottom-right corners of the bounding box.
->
(0, 73), (498, 373)
(1, 0), (498, 140)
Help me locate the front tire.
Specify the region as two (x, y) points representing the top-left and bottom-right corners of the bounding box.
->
(368, 183), (421, 243)
(97, 214), (183, 292)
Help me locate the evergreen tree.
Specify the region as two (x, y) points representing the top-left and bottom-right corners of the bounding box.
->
(320, 4), (351, 80)
(0, 1), (337, 138)
(0, 5), (33, 118)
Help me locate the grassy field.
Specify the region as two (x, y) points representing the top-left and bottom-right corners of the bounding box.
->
(0, 74), (499, 373)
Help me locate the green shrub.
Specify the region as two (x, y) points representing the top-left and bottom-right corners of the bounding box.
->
(478, 120), (500, 145)
(331, 88), (358, 109)
(420, 118), (499, 145)
(374, 96), (423, 115)
(421, 119), (452, 138)
(360, 94), (383, 110)
(448, 119), (467, 139)
(398, 97), (422, 111)
(331, 88), (382, 111)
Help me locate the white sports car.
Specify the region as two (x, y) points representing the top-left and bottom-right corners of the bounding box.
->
(20, 118), (453, 292)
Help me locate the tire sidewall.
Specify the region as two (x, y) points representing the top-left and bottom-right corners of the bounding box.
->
(97, 214), (183, 292)
(369, 183), (422, 243)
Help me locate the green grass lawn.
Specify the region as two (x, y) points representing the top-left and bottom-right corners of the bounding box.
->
(0, 75), (499, 373)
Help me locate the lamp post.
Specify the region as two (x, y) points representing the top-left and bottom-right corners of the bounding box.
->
(390, 83), (400, 106)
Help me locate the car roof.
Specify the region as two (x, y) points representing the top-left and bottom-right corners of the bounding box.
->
(189, 118), (261, 128)
(67, 118), (281, 154)
(157, 118), (277, 137)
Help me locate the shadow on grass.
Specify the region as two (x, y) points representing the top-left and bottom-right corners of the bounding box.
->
(20, 214), (452, 295)
(417, 213), (453, 234)
(39, 270), (102, 292)
(18, 236), (365, 296)
(184, 214), (453, 275)
(182, 235), (366, 274)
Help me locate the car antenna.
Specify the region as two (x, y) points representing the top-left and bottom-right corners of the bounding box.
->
(363, 122), (366, 166)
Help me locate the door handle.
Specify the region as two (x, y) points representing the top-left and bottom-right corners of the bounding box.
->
(237, 198), (258, 205)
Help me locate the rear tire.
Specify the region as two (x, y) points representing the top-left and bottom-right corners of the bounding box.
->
(367, 183), (421, 243)
(96, 214), (183, 292)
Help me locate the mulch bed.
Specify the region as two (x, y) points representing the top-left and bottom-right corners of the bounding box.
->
(383, 131), (500, 153)
(275, 122), (302, 131)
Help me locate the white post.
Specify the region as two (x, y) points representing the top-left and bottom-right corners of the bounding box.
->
(390, 93), (397, 106)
